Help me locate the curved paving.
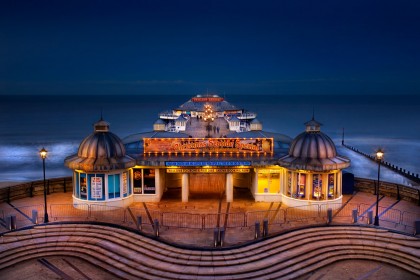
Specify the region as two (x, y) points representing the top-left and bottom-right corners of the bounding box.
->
(1, 223), (419, 279)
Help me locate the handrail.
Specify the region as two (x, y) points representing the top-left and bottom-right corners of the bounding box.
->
(2, 202), (418, 236)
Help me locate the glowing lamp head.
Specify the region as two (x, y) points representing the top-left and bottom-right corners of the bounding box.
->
(39, 147), (48, 159)
(376, 149), (384, 160)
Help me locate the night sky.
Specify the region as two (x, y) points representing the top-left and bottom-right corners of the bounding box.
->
(1, 0), (419, 96)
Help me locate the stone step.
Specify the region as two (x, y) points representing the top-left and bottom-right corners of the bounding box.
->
(1, 223), (419, 279)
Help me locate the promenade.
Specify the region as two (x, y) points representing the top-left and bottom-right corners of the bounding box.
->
(0, 188), (419, 279)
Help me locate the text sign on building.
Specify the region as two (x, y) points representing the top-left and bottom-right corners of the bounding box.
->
(90, 177), (103, 199)
(191, 97), (224, 102)
(167, 168), (250, 173)
(144, 138), (273, 154)
(165, 161), (251, 167)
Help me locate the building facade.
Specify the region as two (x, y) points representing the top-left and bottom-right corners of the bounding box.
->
(65, 95), (350, 208)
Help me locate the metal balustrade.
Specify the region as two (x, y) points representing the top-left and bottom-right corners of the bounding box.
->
(1, 203), (418, 237)
(50, 204), (89, 221)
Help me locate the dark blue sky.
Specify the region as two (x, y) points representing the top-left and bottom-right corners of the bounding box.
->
(1, 0), (419, 95)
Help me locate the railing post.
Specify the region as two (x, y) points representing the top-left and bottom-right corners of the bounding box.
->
(137, 216), (142, 231)
(47, 180), (50, 195)
(153, 219), (159, 237)
(213, 227), (219, 247)
(396, 184), (400, 201)
(367, 210), (374, 224)
(6, 215), (16, 230)
(219, 227), (225, 247)
(202, 214), (205, 230)
(352, 209), (358, 223)
(254, 221), (261, 239)
(32, 209), (38, 224)
(63, 178), (67, 193)
(415, 220), (420, 236)
(244, 212), (247, 228)
(262, 219), (268, 237)
(327, 208), (333, 224)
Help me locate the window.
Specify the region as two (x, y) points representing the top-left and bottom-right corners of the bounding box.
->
(143, 169), (156, 194)
(122, 172), (130, 197)
(132, 168), (156, 195)
(328, 174), (335, 198)
(296, 173), (306, 198)
(257, 170), (280, 193)
(287, 171), (292, 196)
(133, 169), (142, 194)
(312, 174), (322, 200)
(108, 174), (121, 199)
(74, 172), (80, 198)
(88, 174), (105, 200)
(80, 173), (87, 200)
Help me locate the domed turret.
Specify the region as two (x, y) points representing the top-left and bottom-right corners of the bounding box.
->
(65, 118), (136, 171)
(153, 119), (166, 131)
(279, 117), (350, 171)
(250, 118), (263, 131)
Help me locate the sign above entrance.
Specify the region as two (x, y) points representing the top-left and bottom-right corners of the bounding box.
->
(167, 168), (250, 173)
(191, 97), (224, 102)
(144, 138), (273, 154)
(165, 161), (251, 167)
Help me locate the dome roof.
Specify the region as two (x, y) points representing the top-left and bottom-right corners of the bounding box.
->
(65, 119), (136, 171)
(289, 131), (337, 159)
(154, 119), (166, 124)
(78, 132), (126, 158)
(279, 118), (350, 171)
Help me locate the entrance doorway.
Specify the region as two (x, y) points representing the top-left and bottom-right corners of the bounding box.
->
(189, 174), (226, 194)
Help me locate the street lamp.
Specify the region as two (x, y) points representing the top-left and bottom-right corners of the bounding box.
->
(374, 149), (384, 226)
(39, 147), (49, 223)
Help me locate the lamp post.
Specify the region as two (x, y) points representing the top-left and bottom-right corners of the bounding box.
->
(374, 149), (384, 226)
(39, 148), (49, 223)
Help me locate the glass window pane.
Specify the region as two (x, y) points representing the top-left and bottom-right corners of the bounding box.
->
(108, 175), (115, 199)
(80, 173), (87, 200)
(114, 174), (120, 197)
(133, 169), (142, 194)
(143, 169), (156, 194)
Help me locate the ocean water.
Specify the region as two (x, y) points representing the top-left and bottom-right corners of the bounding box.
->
(0, 94), (419, 186)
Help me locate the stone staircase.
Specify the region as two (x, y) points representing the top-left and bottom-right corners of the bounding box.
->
(1, 223), (419, 279)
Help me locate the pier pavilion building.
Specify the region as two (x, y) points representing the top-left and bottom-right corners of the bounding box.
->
(65, 94), (350, 208)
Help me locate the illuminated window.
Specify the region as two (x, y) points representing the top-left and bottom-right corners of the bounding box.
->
(296, 173), (306, 198)
(80, 173), (87, 200)
(74, 172), (80, 198)
(287, 171), (292, 196)
(122, 172), (130, 197)
(133, 168), (156, 195)
(328, 174), (335, 198)
(88, 174), (105, 201)
(143, 169), (156, 194)
(257, 171), (280, 193)
(312, 174), (322, 200)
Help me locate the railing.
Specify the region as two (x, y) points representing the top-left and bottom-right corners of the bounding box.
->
(0, 177), (72, 203)
(1, 203), (418, 236)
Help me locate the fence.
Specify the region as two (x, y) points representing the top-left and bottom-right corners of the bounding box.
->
(1, 202), (418, 236)
(354, 177), (420, 205)
(0, 177), (72, 203)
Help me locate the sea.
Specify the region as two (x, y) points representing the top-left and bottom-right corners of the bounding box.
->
(1, 94), (419, 187)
